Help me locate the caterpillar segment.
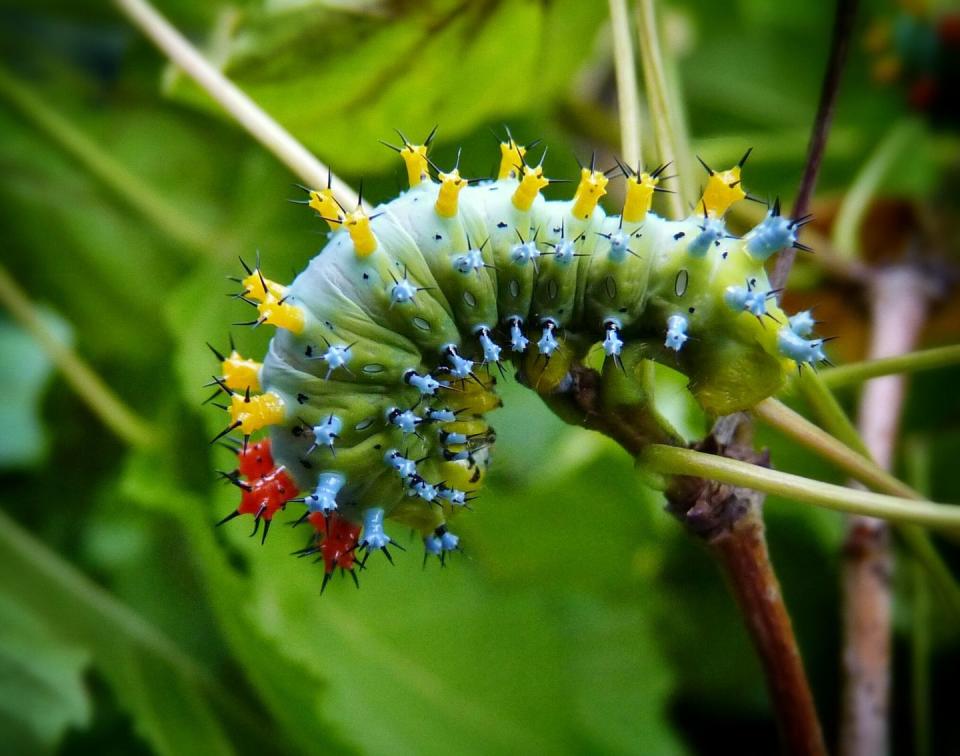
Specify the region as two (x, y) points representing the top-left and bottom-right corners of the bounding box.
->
(210, 132), (826, 590)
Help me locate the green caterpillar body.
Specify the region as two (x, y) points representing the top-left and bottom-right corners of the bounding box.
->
(213, 137), (822, 574)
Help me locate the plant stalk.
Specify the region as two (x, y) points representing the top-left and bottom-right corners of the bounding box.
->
(634, 0), (686, 217)
(840, 266), (931, 756)
(0, 67), (214, 258)
(660, 420), (826, 756)
(770, 0), (859, 289)
(639, 444), (960, 530)
(0, 263), (155, 447)
(608, 0), (642, 168)
(114, 0), (365, 211)
(815, 344), (960, 389)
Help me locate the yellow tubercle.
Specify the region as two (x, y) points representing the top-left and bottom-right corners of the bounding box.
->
(511, 165), (549, 211)
(308, 189), (345, 229)
(435, 169), (466, 217)
(498, 140), (526, 180)
(446, 375), (502, 415)
(344, 209), (378, 257)
(242, 271), (287, 303)
(222, 351), (261, 392)
(229, 391), (286, 435)
(439, 456), (486, 490)
(400, 144), (430, 188)
(622, 172), (659, 223)
(699, 165), (746, 218)
(571, 168), (609, 220)
(257, 296), (305, 334)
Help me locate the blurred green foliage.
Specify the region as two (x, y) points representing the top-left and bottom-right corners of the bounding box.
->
(1, 0), (959, 754)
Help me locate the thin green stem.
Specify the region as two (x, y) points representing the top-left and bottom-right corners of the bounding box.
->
(640, 444), (960, 531)
(114, 0), (365, 211)
(0, 67), (213, 258)
(797, 369), (960, 621)
(0, 263), (155, 448)
(798, 369), (868, 453)
(816, 344), (960, 389)
(754, 398), (915, 499)
(635, 0), (686, 216)
(608, 0), (642, 167)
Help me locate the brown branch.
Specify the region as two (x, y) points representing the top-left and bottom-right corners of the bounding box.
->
(771, 0), (859, 289)
(543, 368), (827, 755)
(665, 419), (827, 756)
(840, 266), (933, 756)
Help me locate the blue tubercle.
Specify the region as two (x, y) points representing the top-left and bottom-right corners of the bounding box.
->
(313, 343), (352, 380)
(453, 248), (485, 274)
(409, 476), (439, 502)
(360, 507), (391, 550)
(311, 414), (342, 452)
(384, 449), (417, 479)
(387, 407), (421, 435)
(788, 310), (816, 338)
(406, 370), (443, 396)
(438, 485), (467, 507)
(445, 346), (474, 379)
(510, 240), (540, 267)
(508, 317), (529, 352)
(390, 278), (417, 306)
(745, 212), (796, 261)
(603, 320), (623, 358)
(439, 529), (459, 552)
(777, 327), (826, 364)
(537, 321), (559, 356)
(607, 231), (631, 263)
(425, 407), (457, 423)
(305, 472), (344, 514)
(688, 217), (726, 257)
(664, 314), (689, 351)
(476, 328), (502, 363)
(553, 239), (575, 265)
(423, 526), (459, 562)
(439, 429), (468, 446)
(423, 534), (443, 556)
(724, 284), (768, 317)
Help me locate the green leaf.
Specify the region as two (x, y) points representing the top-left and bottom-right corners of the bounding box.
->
(0, 510), (238, 756)
(166, 0), (607, 174)
(0, 593), (91, 753)
(0, 311), (70, 468)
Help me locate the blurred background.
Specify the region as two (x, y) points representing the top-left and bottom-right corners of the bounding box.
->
(1, 0), (959, 753)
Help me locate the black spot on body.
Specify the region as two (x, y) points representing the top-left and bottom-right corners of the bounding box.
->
(497, 222), (507, 229)
(297, 393), (308, 404)
(674, 232), (685, 240)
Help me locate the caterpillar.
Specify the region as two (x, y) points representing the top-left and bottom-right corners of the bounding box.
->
(207, 129), (822, 590)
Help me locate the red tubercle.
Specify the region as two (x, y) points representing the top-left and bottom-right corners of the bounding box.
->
(237, 438), (275, 480)
(308, 512), (361, 573)
(237, 466), (298, 521)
